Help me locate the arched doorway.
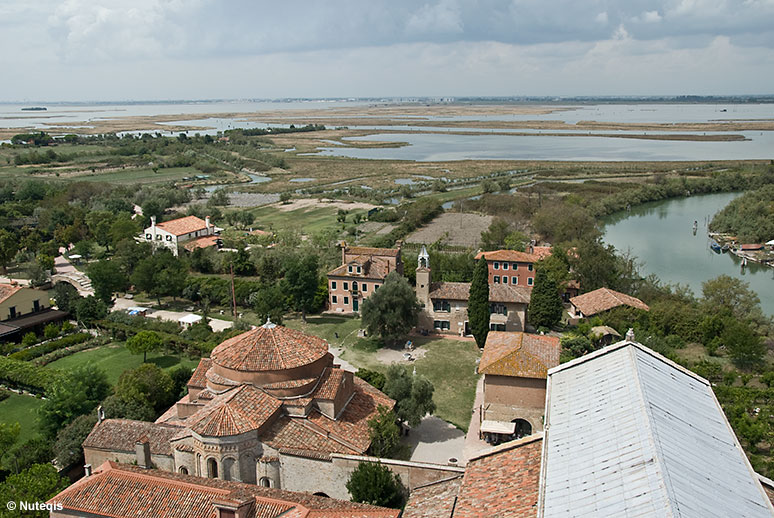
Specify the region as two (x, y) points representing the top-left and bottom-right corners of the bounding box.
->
(207, 458), (218, 479)
(512, 418), (532, 439)
(259, 477), (271, 488)
(179, 467), (189, 475)
(222, 457), (236, 481)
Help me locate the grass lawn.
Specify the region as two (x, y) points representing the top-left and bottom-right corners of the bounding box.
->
(45, 343), (200, 386)
(247, 205), (369, 235)
(0, 393), (44, 443)
(285, 315), (480, 431)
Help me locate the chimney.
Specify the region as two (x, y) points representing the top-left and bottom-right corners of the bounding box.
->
(84, 464), (92, 477)
(395, 239), (403, 250)
(135, 438), (151, 469)
(213, 498), (253, 518)
(151, 215), (156, 228)
(97, 405), (105, 424)
(625, 328), (635, 342)
(341, 241), (347, 265)
(206, 216), (211, 234)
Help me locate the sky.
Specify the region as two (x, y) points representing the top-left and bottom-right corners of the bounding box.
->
(2, 0), (774, 101)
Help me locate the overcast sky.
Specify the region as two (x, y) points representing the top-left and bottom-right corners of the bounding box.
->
(3, 0), (773, 101)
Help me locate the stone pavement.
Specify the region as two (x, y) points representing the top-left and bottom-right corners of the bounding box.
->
(406, 415), (466, 466)
(462, 375), (490, 461)
(112, 297), (233, 332)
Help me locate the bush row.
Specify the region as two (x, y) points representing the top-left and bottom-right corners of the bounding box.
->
(32, 338), (106, 367)
(9, 333), (92, 362)
(0, 356), (61, 394)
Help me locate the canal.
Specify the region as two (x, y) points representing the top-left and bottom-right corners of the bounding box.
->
(603, 191), (774, 316)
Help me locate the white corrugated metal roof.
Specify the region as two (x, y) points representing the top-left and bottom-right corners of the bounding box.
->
(539, 340), (774, 518)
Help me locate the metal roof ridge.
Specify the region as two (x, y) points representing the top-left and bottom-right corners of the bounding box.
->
(628, 346), (677, 518)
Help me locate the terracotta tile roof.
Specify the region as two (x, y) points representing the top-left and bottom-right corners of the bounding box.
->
(0, 283), (22, 305)
(453, 435), (543, 518)
(429, 282), (531, 304)
(402, 476), (463, 518)
(475, 249), (540, 263)
(156, 215), (209, 236)
(263, 377), (319, 390)
(570, 287), (649, 316)
(346, 246), (400, 258)
(263, 378), (394, 456)
(327, 256), (391, 280)
(183, 235), (219, 251)
(313, 367), (348, 400)
(187, 385), (282, 437)
(478, 332), (560, 379)
(82, 419), (183, 456)
(530, 246), (553, 260)
(188, 358), (211, 389)
(49, 461), (399, 518)
(211, 324), (329, 372)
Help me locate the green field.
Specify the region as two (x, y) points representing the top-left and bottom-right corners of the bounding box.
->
(248, 205), (370, 235)
(0, 393), (44, 443)
(44, 344), (200, 386)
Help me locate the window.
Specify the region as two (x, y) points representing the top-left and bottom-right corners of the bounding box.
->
(528, 277), (534, 286)
(332, 295), (338, 304)
(33, 300), (40, 312)
(512, 262), (518, 270)
(343, 282), (349, 290)
(207, 458), (218, 479)
(352, 281), (359, 291)
(166, 235), (172, 241)
(493, 262), (500, 270)
(362, 283), (367, 292)
(490, 303), (507, 315)
(493, 275), (500, 284)
(528, 264), (533, 271)
(259, 477), (271, 488)
(145, 233), (152, 240)
(344, 296), (349, 305)
(502, 277), (508, 284)
(512, 276), (518, 285)
(433, 300), (451, 312)
(356, 266), (361, 273)
(9, 306), (16, 319)
(156, 235), (162, 241)
(348, 266), (353, 273)
(489, 323), (506, 331)
(502, 263), (509, 270)
(331, 281), (337, 290)
(433, 320), (450, 330)
(374, 285), (379, 291)
(179, 467), (189, 475)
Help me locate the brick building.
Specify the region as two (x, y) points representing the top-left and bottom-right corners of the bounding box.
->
(415, 246), (531, 336)
(477, 331), (560, 443)
(326, 243), (403, 314)
(474, 249), (544, 288)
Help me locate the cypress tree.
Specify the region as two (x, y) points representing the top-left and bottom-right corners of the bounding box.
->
(528, 267), (563, 329)
(469, 257), (490, 348)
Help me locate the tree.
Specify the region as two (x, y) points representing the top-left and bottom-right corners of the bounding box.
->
(284, 253), (320, 321)
(0, 464), (68, 517)
(480, 218), (511, 251)
(54, 413), (97, 468)
(86, 210), (115, 251)
(131, 250), (188, 305)
(701, 275), (765, 325)
(114, 363), (176, 414)
(109, 214), (140, 249)
(367, 405), (402, 458)
(54, 282), (81, 313)
(469, 257), (490, 348)
(0, 422), (20, 469)
(88, 259), (128, 304)
(528, 267), (563, 329)
(568, 238), (620, 293)
(126, 330), (163, 363)
(74, 296), (108, 325)
(723, 319), (766, 371)
(0, 229), (18, 274)
(5, 436), (54, 474)
(346, 462), (405, 509)
(382, 365), (435, 428)
(39, 364), (111, 437)
(361, 271), (420, 345)
(101, 394), (155, 421)
(249, 283), (288, 324)
(356, 369), (386, 391)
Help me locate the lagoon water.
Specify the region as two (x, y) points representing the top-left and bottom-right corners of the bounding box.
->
(603, 192), (774, 316)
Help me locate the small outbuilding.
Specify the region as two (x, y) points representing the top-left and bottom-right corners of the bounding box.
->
(569, 287), (649, 320)
(178, 314), (202, 328)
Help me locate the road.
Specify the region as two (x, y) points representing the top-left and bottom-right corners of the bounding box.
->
(112, 297), (234, 332)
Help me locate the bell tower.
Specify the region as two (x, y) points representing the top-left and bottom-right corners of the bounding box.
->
(416, 245), (431, 306)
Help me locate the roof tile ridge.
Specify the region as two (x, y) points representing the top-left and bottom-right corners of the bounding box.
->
(627, 346), (676, 518)
(108, 465), (234, 496)
(292, 415), (361, 453)
(269, 326), (288, 371)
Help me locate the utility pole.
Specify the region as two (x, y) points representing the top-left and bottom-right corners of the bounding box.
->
(230, 263), (237, 319)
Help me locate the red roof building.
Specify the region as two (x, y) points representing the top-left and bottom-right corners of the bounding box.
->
(569, 287), (649, 319)
(475, 249), (543, 288)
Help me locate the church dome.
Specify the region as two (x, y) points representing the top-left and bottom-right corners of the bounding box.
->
(211, 320), (329, 372)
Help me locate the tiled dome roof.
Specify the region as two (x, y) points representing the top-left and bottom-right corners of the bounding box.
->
(210, 320), (329, 372)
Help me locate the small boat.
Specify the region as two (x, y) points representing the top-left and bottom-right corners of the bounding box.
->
(710, 241), (721, 253)
(721, 244), (730, 253)
(21, 106), (46, 111)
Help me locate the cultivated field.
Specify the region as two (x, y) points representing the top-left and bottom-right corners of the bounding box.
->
(405, 212), (494, 248)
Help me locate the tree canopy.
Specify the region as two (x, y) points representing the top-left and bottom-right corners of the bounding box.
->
(346, 462), (405, 509)
(114, 363), (177, 415)
(382, 365), (435, 428)
(39, 364), (111, 437)
(528, 267), (563, 329)
(469, 257), (490, 348)
(361, 271), (420, 345)
(126, 330), (163, 363)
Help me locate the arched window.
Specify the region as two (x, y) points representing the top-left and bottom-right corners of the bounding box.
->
(207, 458), (218, 479)
(512, 418), (532, 438)
(313, 492), (330, 498)
(179, 467), (189, 475)
(259, 477), (271, 488)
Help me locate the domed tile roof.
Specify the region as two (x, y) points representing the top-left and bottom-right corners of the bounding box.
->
(210, 320), (329, 372)
(187, 385), (282, 437)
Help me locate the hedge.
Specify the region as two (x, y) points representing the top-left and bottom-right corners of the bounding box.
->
(0, 356), (61, 394)
(9, 333), (92, 362)
(32, 338), (107, 367)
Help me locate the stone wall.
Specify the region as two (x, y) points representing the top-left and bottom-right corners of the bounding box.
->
(84, 448), (174, 472)
(482, 375), (547, 432)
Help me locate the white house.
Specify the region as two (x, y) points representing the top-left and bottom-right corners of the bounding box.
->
(141, 215), (218, 256)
